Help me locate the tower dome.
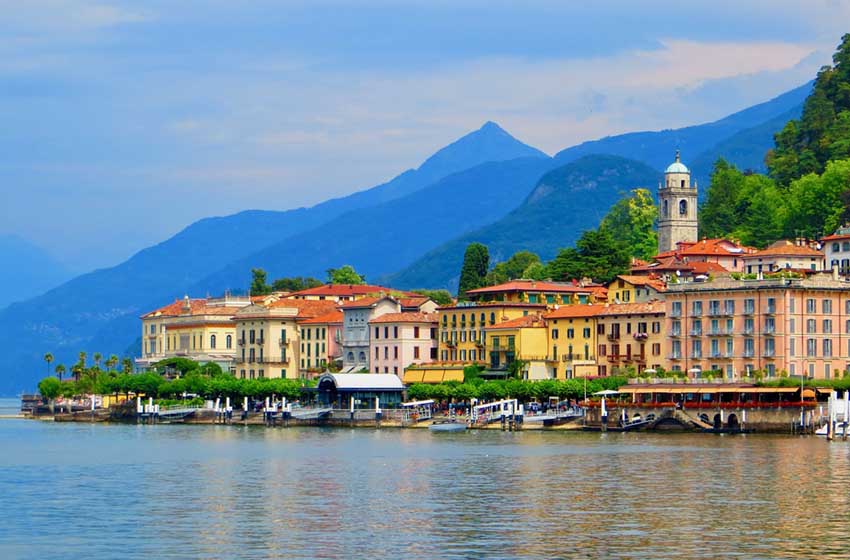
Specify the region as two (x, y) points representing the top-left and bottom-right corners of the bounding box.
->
(665, 150), (689, 174)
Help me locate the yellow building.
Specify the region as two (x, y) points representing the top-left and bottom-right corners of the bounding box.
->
(483, 315), (551, 380)
(597, 301), (666, 376)
(607, 275), (666, 304)
(544, 304), (604, 378)
(436, 302), (548, 364)
(465, 279), (603, 305)
(232, 299), (338, 380)
(297, 310), (344, 376)
(137, 294), (252, 371)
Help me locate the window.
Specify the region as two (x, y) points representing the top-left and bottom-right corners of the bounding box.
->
(790, 318), (796, 334)
(490, 313), (496, 325)
(764, 338), (775, 356)
(651, 343), (661, 356)
(671, 320), (681, 336)
(671, 301), (682, 317)
(652, 322), (661, 334)
(384, 327), (389, 339)
(414, 326), (420, 338)
(470, 349), (476, 361)
(567, 328), (575, 339)
(394, 346), (399, 359)
(249, 329), (255, 343)
(807, 299), (816, 314)
(692, 301), (702, 316)
(226, 335), (232, 349)
(671, 340), (681, 359)
(679, 199), (687, 215)
(765, 317), (775, 333)
(824, 339), (833, 357)
(552, 328), (559, 339)
(824, 299), (833, 314)
(744, 299), (755, 314)
(834, 242), (841, 252)
(744, 338), (754, 357)
(210, 334), (216, 349)
(790, 338), (796, 356)
(767, 298), (776, 313)
(375, 327), (380, 339)
(723, 300), (735, 315)
(807, 319), (816, 334)
(394, 326), (399, 338)
(692, 339), (702, 358)
(414, 346), (420, 359)
(375, 347), (380, 359)
(807, 338), (816, 357)
(824, 319), (833, 334)
(583, 327), (591, 338)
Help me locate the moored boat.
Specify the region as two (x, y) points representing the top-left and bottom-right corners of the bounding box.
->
(429, 419), (467, 432)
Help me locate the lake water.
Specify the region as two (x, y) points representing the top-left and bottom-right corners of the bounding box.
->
(1, 406), (850, 559)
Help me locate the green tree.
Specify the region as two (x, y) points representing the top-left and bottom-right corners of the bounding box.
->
(547, 228), (629, 284)
(250, 268), (272, 295)
(38, 377), (62, 413)
(121, 357), (134, 374)
(599, 188), (658, 260)
(105, 354), (119, 371)
(93, 352), (102, 370)
(484, 251), (541, 285)
(522, 261), (549, 280)
(457, 242), (490, 300)
(699, 159), (745, 239)
(43, 352), (53, 377)
(784, 159), (850, 238)
(270, 276), (324, 292)
(767, 34), (850, 186)
(411, 289), (454, 306)
(55, 364), (66, 381)
(327, 265), (366, 285)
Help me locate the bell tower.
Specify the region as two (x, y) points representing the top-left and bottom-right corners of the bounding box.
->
(657, 150), (698, 253)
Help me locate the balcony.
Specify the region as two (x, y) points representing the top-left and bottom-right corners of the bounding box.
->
(668, 353), (682, 360)
(707, 329), (723, 336)
(763, 328), (776, 335)
(743, 328), (754, 335)
(670, 309), (682, 318)
(763, 350), (776, 358)
(690, 329), (703, 336)
(707, 307), (722, 317)
(279, 338), (290, 346)
(607, 354), (621, 362)
(633, 332), (648, 341)
(668, 331), (681, 338)
(256, 338), (265, 345)
(743, 306), (755, 316)
(607, 333), (621, 341)
(743, 350), (754, 358)
(238, 339), (245, 346)
(765, 306), (776, 315)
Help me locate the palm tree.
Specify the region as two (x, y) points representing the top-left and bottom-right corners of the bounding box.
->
(122, 357), (133, 374)
(55, 364), (66, 381)
(44, 352), (54, 376)
(106, 354), (119, 371)
(78, 351), (87, 368)
(93, 352), (102, 369)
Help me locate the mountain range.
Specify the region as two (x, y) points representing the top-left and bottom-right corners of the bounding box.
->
(0, 236), (70, 310)
(0, 81), (814, 394)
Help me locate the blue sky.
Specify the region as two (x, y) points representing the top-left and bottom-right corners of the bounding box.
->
(0, 0), (846, 272)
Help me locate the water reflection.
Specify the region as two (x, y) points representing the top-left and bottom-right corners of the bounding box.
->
(0, 421), (848, 559)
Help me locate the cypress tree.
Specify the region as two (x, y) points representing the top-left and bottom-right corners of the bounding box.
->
(458, 243), (489, 300)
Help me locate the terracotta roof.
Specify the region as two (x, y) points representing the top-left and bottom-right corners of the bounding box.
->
(465, 279), (591, 295)
(615, 275), (667, 292)
(688, 261), (730, 274)
(369, 312), (438, 324)
(544, 304), (606, 319)
(632, 256), (729, 275)
(678, 238), (755, 257)
(437, 302), (548, 311)
(742, 240), (824, 259)
(142, 298), (243, 319)
(340, 296), (388, 309)
(399, 296), (431, 309)
(484, 314), (547, 330)
(236, 299), (338, 320)
(297, 310), (344, 325)
(598, 301), (665, 316)
(288, 284), (415, 298)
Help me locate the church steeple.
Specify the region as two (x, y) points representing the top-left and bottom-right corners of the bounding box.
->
(657, 151), (698, 253)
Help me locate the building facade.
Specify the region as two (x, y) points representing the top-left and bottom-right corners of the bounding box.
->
(368, 312), (438, 377)
(741, 239), (825, 274)
(298, 310), (343, 375)
(483, 315), (551, 380)
(137, 294), (252, 371)
(596, 302), (666, 376)
(665, 274), (850, 379)
(544, 305), (603, 378)
(232, 299), (338, 379)
(464, 279), (602, 305)
(657, 151), (698, 253)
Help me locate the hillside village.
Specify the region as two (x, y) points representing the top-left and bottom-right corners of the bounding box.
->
(137, 152), (850, 384)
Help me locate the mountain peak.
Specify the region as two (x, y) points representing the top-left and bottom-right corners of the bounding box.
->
(415, 122), (548, 182)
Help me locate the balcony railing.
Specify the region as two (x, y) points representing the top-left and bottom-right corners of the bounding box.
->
(690, 329), (703, 336)
(763, 350), (776, 357)
(668, 353), (682, 360)
(669, 331), (681, 338)
(279, 338), (290, 346)
(607, 333), (620, 341)
(256, 338), (265, 345)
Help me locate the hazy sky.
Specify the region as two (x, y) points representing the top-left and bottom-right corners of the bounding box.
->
(1, 1), (847, 272)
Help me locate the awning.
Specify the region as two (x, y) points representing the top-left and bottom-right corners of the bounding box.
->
(402, 370), (425, 384)
(422, 370), (446, 383)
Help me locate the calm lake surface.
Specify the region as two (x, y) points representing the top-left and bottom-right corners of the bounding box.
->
(1, 407), (849, 559)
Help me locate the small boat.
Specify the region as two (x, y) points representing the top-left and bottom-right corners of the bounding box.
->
(816, 422), (848, 436)
(429, 419), (467, 432)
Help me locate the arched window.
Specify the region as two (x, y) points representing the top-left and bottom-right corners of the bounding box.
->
(680, 179), (685, 188)
(347, 352), (354, 362)
(210, 334), (216, 349)
(663, 200), (669, 217)
(679, 199), (687, 216)
(226, 334), (232, 349)
(490, 312), (496, 325)
(358, 351), (366, 362)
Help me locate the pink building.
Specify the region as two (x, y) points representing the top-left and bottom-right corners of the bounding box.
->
(656, 238), (755, 273)
(368, 312), (438, 377)
(665, 273), (850, 380)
